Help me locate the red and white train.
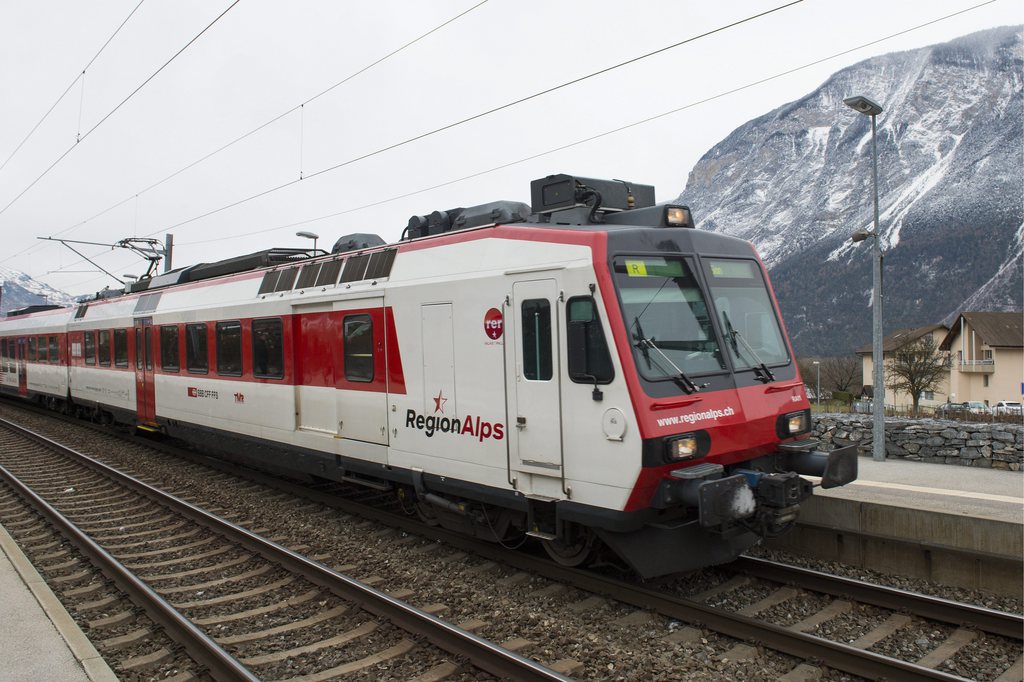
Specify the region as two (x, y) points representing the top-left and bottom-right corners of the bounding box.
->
(0, 174), (856, 577)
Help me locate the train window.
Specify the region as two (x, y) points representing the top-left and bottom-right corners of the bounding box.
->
(252, 318), (284, 379)
(315, 259), (343, 287)
(135, 329), (143, 369)
(186, 324), (209, 373)
(343, 314), (374, 382)
(160, 326), (180, 372)
(98, 330), (111, 366)
(702, 258), (788, 368)
(37, 337), (47, 363)
(84, 332), (96, 365)
(521, 299), (552, 381)
(613, 256), (726, 378)
(566, 297), (614, 384)
(114, 329), (128, 367)
(49, 336), (59, 364)
(1, 339), (6, 359)
(145, 327), (153, 370)
(216, 321), (243, 376)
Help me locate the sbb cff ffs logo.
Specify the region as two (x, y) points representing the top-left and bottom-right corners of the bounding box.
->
(484, 308), (503, 340)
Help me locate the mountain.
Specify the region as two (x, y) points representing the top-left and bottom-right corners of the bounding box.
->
(675, 26), (1023, 357)
(0, 267), (78, 316)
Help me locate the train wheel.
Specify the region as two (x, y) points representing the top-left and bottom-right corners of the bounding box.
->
(542, 525), (597, 567)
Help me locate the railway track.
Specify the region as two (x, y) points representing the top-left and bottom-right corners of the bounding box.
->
(0, 416), (571, 681)
(2, 403), (1022, 681)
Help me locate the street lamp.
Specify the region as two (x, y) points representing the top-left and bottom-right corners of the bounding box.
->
(845, 94), (885, 462)
(296, 231), (320, 252)
(812, 360), (820, 407)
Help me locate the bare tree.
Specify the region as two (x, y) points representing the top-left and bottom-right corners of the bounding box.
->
(885, 336), (948, 417)
(821, 355), (861, 394)
(796, 357), (818, 391)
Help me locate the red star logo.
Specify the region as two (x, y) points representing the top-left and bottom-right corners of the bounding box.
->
(432, 390), (447, 413)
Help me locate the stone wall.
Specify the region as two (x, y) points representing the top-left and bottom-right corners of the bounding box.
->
(812, 415), (1023, 470)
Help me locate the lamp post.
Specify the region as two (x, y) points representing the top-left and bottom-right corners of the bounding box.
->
(296, 231), (320, 252)
(845, 94), (885, 462)
(813, 360), (820, 406)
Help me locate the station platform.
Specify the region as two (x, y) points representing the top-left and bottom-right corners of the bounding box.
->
(769, 455), (1024, 595)
(826, 455), (1023, 525)
(0, 525), (115, 682)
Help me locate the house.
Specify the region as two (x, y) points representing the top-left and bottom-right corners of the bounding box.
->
(855, 324), (950, 412)
(939, 312), (1024, 409)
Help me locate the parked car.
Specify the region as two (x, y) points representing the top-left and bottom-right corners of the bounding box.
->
(964, 401), (992, 415)
(994, 401), (1022, 416)
(935, 402), (966, 418)
(852, 400), (873, 414)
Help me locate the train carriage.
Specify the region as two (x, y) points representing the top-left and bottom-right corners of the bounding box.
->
(0, 174), (857, 577)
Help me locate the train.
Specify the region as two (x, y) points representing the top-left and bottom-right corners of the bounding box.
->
(0, 173), (857, 578)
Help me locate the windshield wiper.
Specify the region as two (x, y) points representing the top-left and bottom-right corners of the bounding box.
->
(721, 311), (775, 384)
(632, 317), (704, 393)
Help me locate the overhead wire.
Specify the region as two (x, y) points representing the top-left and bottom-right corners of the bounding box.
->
(37, 0), (1000, 287)
(44, 0), (490, 242)
(0, 0), (243, 218)
(123, 0), (805, 239)
(18, 0), (780, 275)
(0, 0), (147, 174)
(178, 0), (1000, 247)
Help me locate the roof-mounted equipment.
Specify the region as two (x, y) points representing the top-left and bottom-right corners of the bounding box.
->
(530, 174), (655, 222)
(402, 201), (530, 240)
(332, 233), (386, 254)
(5, 304), (64, 317)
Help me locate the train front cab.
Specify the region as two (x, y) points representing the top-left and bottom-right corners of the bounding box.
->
(552, 229), (859, 578)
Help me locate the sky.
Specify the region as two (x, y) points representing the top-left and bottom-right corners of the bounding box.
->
(0, 0), (1020, 297)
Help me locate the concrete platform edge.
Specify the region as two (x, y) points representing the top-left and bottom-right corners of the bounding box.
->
(0, 525), (118, 682)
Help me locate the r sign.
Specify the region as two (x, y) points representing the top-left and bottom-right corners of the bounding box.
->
(484, 308), (503, 340)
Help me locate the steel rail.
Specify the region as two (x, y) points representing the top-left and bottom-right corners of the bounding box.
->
(449, 542), (976, 682)
(0, 405), (999, 680)
(0, 417), (571, 682)
(124, 434), (975, 682)
(0, 465), (258, 681)
(732, 555), (1024, 639)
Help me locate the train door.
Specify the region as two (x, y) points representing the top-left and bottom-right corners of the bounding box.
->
(17, 338), (27, 396)
(293, 303), (337, 435)
(507, 279), (564, 493)
(134, 318), (156, 421)
(334, 297), (389, 446)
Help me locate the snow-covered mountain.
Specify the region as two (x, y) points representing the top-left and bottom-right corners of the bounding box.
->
(676, 26), (1023, 357)
(0, 267), (78, 315)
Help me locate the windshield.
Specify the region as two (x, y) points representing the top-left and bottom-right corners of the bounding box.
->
(703, 258), (789, 369)
(612, 256), (725, 379)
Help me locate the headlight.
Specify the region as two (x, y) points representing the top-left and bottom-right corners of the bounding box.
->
(664, 431), (710, 462)
(665, 205), (693, 228)
(776, 409), (811, 438)
(668, 435), (698, 460)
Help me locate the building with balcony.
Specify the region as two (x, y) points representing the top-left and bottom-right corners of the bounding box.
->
(856, 324), (950, 412)
(939, 312), (1023, 408)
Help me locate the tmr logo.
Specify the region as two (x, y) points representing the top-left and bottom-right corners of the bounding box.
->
(405, 409), (504, 442)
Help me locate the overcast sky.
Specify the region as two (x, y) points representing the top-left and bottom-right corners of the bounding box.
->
(0, 0), (1019, 296)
